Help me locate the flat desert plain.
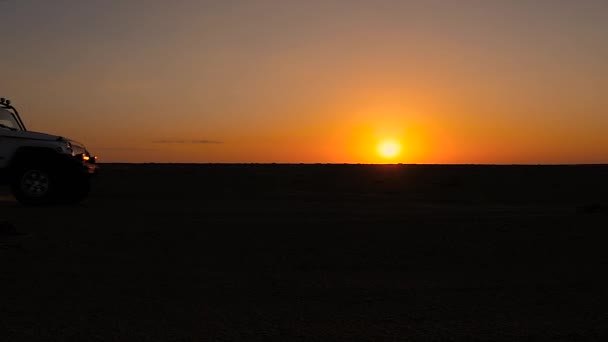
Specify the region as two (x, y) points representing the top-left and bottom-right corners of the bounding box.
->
(1, 164), (608, 341)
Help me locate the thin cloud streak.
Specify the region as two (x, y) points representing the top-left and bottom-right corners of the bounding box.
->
(152, 139), (223, 144)
(92, 147), (157, 151)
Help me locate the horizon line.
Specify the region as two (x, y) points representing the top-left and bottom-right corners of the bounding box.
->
(96, 162), (608, 166)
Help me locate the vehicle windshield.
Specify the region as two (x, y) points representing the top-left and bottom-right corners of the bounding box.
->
(0, 108), (23, 131)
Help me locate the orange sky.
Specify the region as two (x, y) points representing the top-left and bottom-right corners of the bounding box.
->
(2, 1), (607, 164)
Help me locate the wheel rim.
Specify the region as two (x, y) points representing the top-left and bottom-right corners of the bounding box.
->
(20, 170), (51, 197)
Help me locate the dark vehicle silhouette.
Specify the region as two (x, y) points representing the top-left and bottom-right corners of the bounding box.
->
(0, 98), (98, 205)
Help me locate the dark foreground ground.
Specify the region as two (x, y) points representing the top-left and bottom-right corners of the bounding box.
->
(1, 164), (608, 341)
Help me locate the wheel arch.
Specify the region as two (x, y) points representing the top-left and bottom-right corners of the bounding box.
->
(7, 146), (62, 173)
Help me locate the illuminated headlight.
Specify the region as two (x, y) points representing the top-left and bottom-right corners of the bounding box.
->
(75, 153), (93, 162)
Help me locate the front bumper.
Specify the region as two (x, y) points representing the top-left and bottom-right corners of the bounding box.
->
(73, 152), (99, 175)
(83, 160), (99, 175)
(59, 153), (99, 175)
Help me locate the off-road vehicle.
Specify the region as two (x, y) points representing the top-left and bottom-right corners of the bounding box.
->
(0, 98), (98, 205)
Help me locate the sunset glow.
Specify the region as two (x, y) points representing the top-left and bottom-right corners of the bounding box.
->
(1, 1), (607, 164)
(378, 141), (401, 160)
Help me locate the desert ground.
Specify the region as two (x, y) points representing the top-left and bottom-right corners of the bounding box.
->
(1, 164), (608, 341)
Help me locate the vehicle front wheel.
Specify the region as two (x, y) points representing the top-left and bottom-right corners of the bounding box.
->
(10, 165), (58, 205)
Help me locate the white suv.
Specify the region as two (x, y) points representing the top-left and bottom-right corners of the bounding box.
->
(0, 98), (98, 205)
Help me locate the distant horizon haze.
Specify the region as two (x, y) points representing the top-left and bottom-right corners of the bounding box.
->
(2, 0), (607, 164)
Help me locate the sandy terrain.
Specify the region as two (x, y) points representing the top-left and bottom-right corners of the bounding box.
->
(1, 164), (608, 341)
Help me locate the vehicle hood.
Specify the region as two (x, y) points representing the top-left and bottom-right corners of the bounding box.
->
(14, 130), (63, 141)
(6, 130), (87, 149)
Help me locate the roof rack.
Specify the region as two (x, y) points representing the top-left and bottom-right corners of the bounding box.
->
(0, 98), (27, 131)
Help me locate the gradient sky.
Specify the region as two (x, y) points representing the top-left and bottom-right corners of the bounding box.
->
(2, 0), (607, 163)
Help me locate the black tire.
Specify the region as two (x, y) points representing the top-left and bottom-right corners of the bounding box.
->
(10, 163), (58, 205)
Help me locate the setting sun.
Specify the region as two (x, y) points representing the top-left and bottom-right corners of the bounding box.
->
(378, 140), (401, 159)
